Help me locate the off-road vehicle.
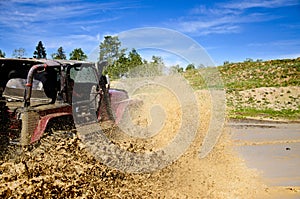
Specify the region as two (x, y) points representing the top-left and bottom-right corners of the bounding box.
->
(0, 58), (129, 149)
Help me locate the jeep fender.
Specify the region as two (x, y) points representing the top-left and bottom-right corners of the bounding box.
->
(30, 112), (73, 144)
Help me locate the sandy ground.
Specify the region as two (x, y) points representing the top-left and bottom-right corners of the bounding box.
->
(0, 87), (299, 198)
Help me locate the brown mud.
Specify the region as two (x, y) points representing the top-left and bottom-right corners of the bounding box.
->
(0, 89), (297, 198)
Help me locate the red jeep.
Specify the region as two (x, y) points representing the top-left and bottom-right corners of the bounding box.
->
(0, 58), (129, 149)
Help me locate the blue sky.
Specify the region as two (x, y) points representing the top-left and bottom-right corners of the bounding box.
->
(0, 0), (299, 66)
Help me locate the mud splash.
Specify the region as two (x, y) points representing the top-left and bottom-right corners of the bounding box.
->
(0, 90), (285, 198)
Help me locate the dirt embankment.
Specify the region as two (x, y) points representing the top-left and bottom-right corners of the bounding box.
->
(227, 86), (300, 111)
(0, 89), (295, 198)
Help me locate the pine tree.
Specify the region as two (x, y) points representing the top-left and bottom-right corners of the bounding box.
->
(128, 49), (143, 67)
(52, 46), (66, 59)
(33, 41), (47, 59)
(99, 36), (126, 64)
(69, 48), (87, 61)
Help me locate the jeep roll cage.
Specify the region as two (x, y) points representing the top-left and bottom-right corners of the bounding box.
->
(0, 58), (98, 107)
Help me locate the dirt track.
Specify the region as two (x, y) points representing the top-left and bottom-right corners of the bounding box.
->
(0, 89), (298, 198)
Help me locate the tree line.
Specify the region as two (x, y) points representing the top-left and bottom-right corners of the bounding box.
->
(0, 36), (199, 79)
(0, 41), (88, 61)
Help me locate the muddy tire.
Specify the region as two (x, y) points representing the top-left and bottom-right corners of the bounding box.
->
(44, 115), (76, 135)
(21, 110), (39, 146)
(0, 101), (10, 156)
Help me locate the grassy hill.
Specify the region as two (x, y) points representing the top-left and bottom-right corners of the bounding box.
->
(183, 58), (300, 120)
(219, 58), (300, 91)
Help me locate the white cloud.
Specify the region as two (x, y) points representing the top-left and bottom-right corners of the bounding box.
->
(177, 15), (242, 35)
(0, 0), (141, 57)
(0, 0), (142, 37)
(172, 0), (300, 35)
(221, 0), (299, 10)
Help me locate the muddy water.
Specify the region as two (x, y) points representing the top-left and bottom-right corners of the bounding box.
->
(237, 143), (300, 186)
(230, 120), (300, 187)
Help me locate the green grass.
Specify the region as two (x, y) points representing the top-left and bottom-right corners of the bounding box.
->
(183, 69), (206, 90)
(183, 58), (300, 120)
(229, 108), (300, 120)
(218, 58), (300, 91)
(183, 67), (224, 90)
(184, 58), (300, 91)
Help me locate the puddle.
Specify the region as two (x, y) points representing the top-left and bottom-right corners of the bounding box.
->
(230, 121), (300, 186)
